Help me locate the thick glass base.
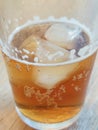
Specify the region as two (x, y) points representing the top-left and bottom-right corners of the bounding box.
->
(15, 106), (79, 130)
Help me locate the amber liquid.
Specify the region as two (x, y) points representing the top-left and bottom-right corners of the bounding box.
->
(3, 52), (96, 123)
(2, 22), (97, 123)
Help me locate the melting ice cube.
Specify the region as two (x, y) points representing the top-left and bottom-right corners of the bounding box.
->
(45, 23), (81, 49)
(35, 39), (70, 63)
(19, 35), (39, 61)
(45, 23), (89, 53)
(19, 34), (70, 63)
(33, 63), (79, 89)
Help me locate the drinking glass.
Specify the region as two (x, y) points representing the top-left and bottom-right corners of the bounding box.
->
(0, 0), (98, 130)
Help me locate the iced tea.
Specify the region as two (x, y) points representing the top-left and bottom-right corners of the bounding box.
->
(2, 21), (97, 123)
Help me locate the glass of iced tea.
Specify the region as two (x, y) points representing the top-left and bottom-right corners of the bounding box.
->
(0, 0), (98, 129)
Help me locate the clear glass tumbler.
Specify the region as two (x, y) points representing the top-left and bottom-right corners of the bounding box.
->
(0, 0), (98, 130)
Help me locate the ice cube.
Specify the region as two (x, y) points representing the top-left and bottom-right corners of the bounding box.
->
(19, 35), (39, 61)
(33, 63), (79, 89)
(35, 39), (70, 63)
(19, 34), (70, 63)
(11, 23), (51, 48)
(45, 23), (81, 50)
(45, 23), (90, 54)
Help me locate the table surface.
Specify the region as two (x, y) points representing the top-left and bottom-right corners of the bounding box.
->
(0, 51), (98, 130)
